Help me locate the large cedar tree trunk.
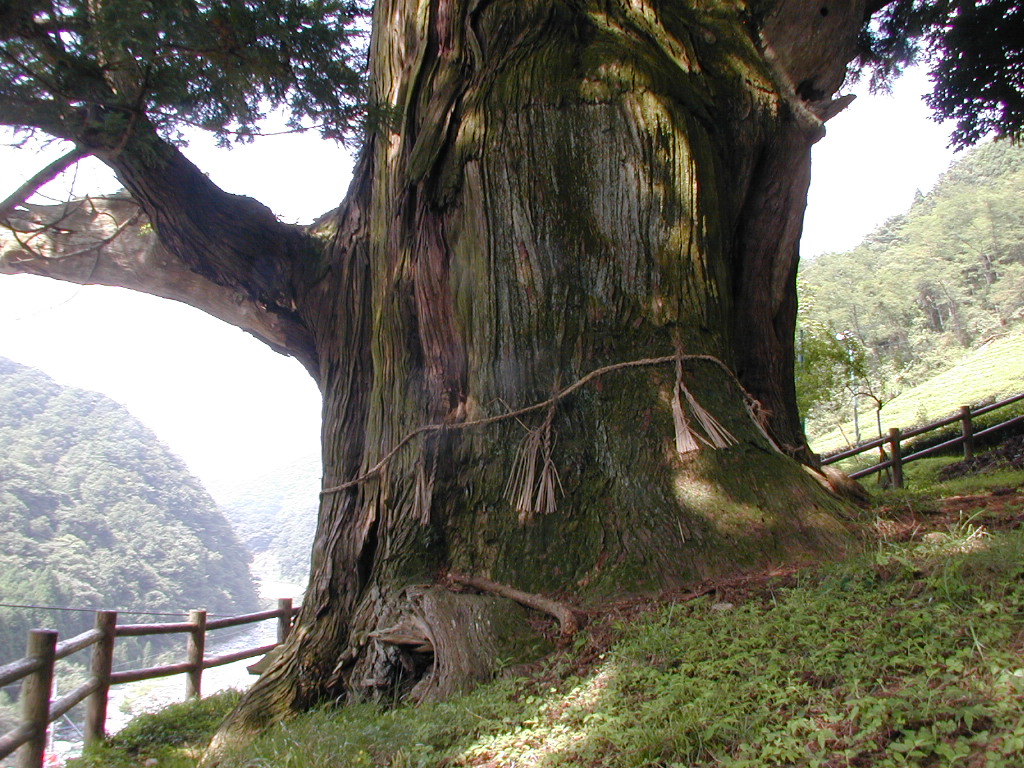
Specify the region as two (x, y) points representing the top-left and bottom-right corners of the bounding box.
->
(211, 0), (867, 742)
(0, 0), (873, 747)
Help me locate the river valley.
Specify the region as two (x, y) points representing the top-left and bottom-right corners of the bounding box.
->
(44, 563), (304, 765)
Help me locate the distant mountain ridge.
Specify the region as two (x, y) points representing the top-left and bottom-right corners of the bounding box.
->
(0, 357), (260, 665)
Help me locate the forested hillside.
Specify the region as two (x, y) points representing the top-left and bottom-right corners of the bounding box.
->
(217, 457), (318, 586)
(798, 140), (1024, 440)
(0, 358), (260, 665)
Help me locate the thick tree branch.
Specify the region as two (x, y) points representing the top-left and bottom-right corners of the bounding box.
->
(86, 126), (311, 306)
(0, 145), (87, 221)
(0, 196), (319, 376)
(30, 115), (334, 374)
(2, 103), (324, 370)
(0, 96), (68, 136)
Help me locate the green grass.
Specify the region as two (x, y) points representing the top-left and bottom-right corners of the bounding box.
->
(811, 331), (1024, 455)
(832, 451), (1024, 497)
(71, 690), (241, 768)
(77, 468), (1024, 768)
(892, 456), (1023, 496)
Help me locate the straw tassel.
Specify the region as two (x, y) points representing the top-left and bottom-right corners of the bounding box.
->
(673, 357), (702, 455)
(682, 382), (737, 449)
(673, 350), (738, 453)
(505, 407), (561, 524)
(534, 412), (561, 517)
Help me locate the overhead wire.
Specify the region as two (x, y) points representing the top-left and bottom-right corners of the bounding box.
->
(0, 601), (266, 617)
(0, 601), (188, 616)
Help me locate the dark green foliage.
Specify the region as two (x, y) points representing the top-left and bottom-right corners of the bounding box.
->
(856, 0), (1024, 148)
(798, 140), (1024, 434)
(0, 357), (259, 664)
(925, 0), (1024, 147)
(0, 0), (369, 146)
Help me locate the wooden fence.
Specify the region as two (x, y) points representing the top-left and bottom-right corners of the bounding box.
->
(0, 598), (298, 768)
(820, 392), (1024, 487)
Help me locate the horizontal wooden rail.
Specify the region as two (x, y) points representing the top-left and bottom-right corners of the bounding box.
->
(110, 661), (194, 685)
(206, 608), (285, 631)
(849, 457), (894, 479)
(0, 722), (35, 759)
(54, 629), (103, 661)
(0, 656), (44, 689)
(115, 621), (195, 637)
(847, 416), (1024, 483)
(49, 678), (101, 722)
(822, 434), (888, 464)
(974, 391), (1024, 418)
(887, 433), (966, 467)
(0, 597), (298, 767)
(901, 414), (954, 439)
(823, 392), (1024, 488)
(976, 415), (1024, 439)
(203, 643), (278, 669)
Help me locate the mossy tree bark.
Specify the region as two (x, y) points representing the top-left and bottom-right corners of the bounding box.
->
(0, 0), (874, 749)
(213, 0), (869, 742)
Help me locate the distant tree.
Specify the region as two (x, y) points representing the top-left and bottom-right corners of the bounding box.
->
(798, 330), (862, 435)
(795, 285), (868, 424)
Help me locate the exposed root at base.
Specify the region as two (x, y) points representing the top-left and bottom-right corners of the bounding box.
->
(364, 575), (583, 704)
(359, 584), (554, 704)
(447, 572), (585, 639)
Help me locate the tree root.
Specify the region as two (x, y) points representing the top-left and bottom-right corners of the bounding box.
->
(447, 572), (585, 639)
(363, 576), (581, 705)
(360, 586), (544, 702)
(805, 464), (870, 509)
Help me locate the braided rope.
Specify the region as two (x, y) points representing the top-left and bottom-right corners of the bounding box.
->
(320, 353), (765, 496)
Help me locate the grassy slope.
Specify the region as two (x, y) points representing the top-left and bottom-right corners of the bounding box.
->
(75, 460), (1024, 768)
(810, 331), (1024, 455)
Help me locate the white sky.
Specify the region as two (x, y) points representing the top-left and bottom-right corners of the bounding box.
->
(0, 67), (957, 498)
(0, 128), (351, 500)
(803, 67), (957, 257)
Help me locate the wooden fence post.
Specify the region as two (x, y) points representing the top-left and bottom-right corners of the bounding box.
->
(17, 629), (56, 768)
(960, 405), (975, 461)
(85, 611), (117, 747)
(277, 599), (293, 645)
(889, 427), (904, 489)
(186, 610), (206, 699)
